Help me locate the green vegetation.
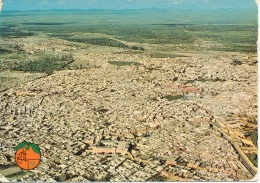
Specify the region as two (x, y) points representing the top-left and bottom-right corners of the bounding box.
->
(0, 77), (16, 83)
(0, 59), (19, 71)
(5, 169), (26, 178)
(131, 45), (145, 50)
(110, 25), (194, 44)
(1, 8), (256, 52)
(108, 61), (142, 67)
(0, 25), (33, 38)
(0, 9), (257, 56)
(186, 24), (257, 53)
(12, 9), (256, 53)
(0, 48), (12, 54)
(186, 24), (257, 32)
(12, 54), (73, 74)
(8, 54), (22, 59)
(152, 176), (169, 182)
(145, 66), (161, 73)
(212, 46), (256, 53)
(251, 128), (258, 147)
(22, 23), (194, 44)
(245, 128), (258, 167)
(247, 153), (257, 167)
(49, 33), (144, 50)
(231, 59), (243, 66)
(24, 22), (256, 52)
(22, 22), (68, 26)
(151, 97), (159, 101)
(13, 60), (63, 74)
(164, 95), (183, 101)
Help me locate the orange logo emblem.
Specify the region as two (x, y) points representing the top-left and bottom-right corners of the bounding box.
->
(15, 141), (41, 170)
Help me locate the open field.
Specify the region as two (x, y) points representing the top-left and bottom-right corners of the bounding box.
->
(0, 8), (258, 182)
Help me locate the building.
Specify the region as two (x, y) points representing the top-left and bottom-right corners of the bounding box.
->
(85, 137), (129, 155)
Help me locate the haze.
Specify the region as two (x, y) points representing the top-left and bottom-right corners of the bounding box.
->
(1, 0), (257, 11)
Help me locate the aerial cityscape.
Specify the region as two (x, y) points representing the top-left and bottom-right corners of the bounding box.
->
(0, 0), (258, 182)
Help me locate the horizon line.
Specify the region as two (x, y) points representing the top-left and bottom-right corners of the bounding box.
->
(1, 7), (258, 13)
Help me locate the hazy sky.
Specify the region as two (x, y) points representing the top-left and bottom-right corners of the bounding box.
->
(2, 0), (257, 11)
